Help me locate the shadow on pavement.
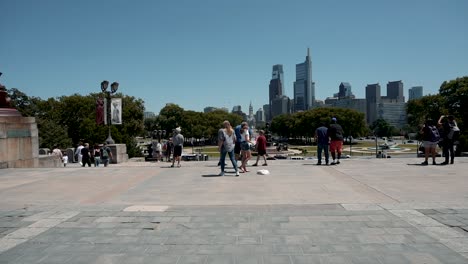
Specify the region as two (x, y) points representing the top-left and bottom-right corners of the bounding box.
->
(202, 174), (223, 177)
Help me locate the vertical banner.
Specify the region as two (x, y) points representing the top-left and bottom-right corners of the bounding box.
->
(104, 98), (108, 125)
(111, 98), (122, 125)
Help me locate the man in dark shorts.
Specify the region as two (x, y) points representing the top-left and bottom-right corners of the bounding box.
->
(171, 127), (184, 168)
(252, 130), (268, 166)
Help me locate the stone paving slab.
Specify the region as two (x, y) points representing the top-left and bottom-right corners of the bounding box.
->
(0, 158), (467, 263)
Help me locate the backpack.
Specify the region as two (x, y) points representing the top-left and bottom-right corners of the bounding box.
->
(447, 122), (460, 140)
(102, 147), (109, 158)
(429, 126), (440, 142)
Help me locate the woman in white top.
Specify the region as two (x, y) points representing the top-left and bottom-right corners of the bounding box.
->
(239, 124), (252, 173)
(218, 121), (239, 176)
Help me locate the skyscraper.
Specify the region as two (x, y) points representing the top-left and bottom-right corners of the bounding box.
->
(272, 64), (284, 95)
(408, 86), (423, 100)
(366, 83), (381, 125)
(293, 48), (314, 111)
(338, 82), (354, 99)
(269, 65), (284, 121)
(386, 80), (405, 102)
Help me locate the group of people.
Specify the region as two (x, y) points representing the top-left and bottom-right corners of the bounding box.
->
(217, 121), (268, 176)
(420, 115), (460, 165)
(314, 117), (344, 166)
(151, 139), (173, 162)
(51, 142), (113, 167)
(73, 142), (113, 167)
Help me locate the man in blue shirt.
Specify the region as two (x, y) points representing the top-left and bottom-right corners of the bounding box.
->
(315, 122), (329, 165)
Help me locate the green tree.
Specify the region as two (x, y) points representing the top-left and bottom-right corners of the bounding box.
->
(370, 119), (393, 138)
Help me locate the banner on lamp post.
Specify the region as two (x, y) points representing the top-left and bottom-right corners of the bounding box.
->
(111, 98), (122, 125)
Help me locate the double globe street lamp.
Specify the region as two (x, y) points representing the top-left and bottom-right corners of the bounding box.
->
(101, 80), (119, 144)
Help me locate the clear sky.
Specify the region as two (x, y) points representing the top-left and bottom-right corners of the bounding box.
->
(1, 0), (467, 114)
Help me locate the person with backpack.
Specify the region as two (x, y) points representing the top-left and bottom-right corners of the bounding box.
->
(438, 115), (459, 165)
(420, 119), (440, 165)
(101, 143), (113, 167)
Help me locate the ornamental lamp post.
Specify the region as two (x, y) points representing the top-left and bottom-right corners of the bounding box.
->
(101, 80), (119, 144)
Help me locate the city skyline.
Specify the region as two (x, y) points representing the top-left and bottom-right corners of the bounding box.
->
(1, 0), (467, 114)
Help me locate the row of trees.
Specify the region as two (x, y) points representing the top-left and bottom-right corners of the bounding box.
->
(269, 107), (367, 143)
(144, 103), (243, 144)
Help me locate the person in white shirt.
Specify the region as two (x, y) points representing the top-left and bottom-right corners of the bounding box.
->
(75, 142), (84, 165)
(62, 153), (68, 167)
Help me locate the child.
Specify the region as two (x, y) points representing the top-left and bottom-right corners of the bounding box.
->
(62, 153), (68, 167)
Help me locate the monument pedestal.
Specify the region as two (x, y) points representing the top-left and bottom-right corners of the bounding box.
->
(0, 114), (39, 168)
(109, 144), (128, 164)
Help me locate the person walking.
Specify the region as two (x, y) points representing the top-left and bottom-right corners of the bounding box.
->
(420, 119), (440, 165)
(218, 121), (239, 176)
(438, 115), (459, 165)
(239, 123), (251, 173)
(165, 138), (173, 162)
(252, 130), (268, 166)
(315, 122), (330, 165)
(101, 143), (113, 167)
(75, 142), (84, 165)
(171, 127), (184, 168)
(51, 145), (63, 160)
(93, 144), (101, 167)
(328, 117), (344, 165)
(81, 143), (92, 167)
(62, 153), (68, 167)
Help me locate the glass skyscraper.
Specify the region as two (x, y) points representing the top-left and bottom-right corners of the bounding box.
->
(408, 86), (423, 100)
(294, 48), (314, 111)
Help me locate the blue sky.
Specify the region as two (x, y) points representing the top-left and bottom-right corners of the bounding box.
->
(1, 0), (467, 114)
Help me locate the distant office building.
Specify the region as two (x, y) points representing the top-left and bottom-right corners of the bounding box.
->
(337, 82), (354, 99)
(324, 96), (366, 121)
(203, 107), (217, 113)
(248, 102), (254, 118)
(272, 64), (285, 95)
(144, 111), (156, 119)
(271, 95), (291, 119)
(294, 48), (314, 111)
(408, 86), (423, 100)
(255, 108), (266, 127)
(386, 80), (405, 102)
(366, 83), (381, 125)
(204, 106), (228, 113)
(232, 105), (242, 113)
(378, 100), (407, 128)
(269, 64), (283, 122)
(263, 104), (270, 122)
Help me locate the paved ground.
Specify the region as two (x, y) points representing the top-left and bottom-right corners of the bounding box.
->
(0, 157), (468, 263)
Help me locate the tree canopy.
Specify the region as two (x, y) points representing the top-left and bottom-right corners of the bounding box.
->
(270, 107), (368, 143)
(406, 76), (467, 151)
(7, 88), (145, 156)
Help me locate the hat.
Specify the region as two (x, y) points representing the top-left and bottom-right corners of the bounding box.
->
(332, 117), (337, 122)
(175, 127), (181, 133)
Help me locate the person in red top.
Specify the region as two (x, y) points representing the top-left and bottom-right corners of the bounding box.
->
(252, 130), (268, 166)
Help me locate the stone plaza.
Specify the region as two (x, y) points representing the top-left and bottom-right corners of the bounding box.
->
(0, 157), (467, 263)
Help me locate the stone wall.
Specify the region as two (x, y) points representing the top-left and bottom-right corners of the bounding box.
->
(0, 115), (39, 168)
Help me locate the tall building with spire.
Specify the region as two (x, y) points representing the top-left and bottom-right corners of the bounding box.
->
(294, 48), (314, 111)
(248, 101), (254, 118)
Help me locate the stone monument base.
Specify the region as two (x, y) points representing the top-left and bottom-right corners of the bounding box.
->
(0, 114), (39, 168)
(108, 144), (128, 164)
